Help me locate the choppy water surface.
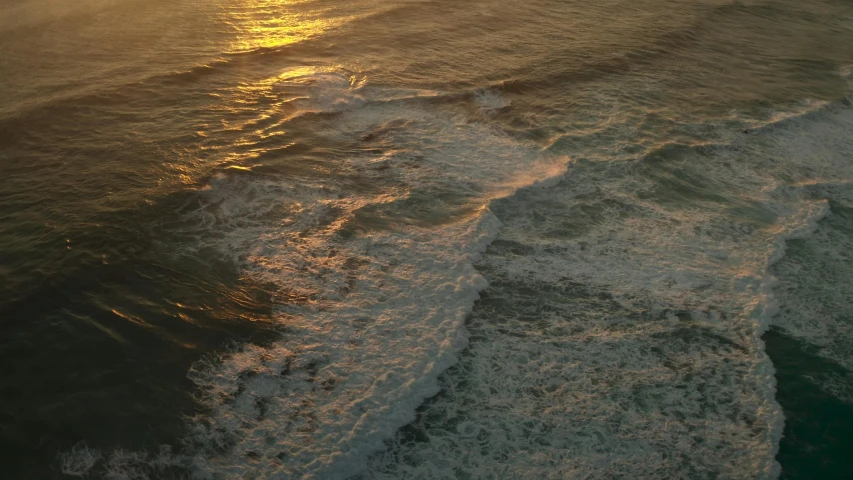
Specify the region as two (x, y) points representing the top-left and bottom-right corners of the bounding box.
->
(1, 0), (852, 478)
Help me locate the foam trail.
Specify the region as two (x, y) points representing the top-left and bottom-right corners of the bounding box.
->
(361, 98), (853, 479)
(183, 209), (501, 479)
(58, 79), (566, 479)
(175, 95), (566, 475)
(57, 69), (853, 480)
(769, 185), (853, 384)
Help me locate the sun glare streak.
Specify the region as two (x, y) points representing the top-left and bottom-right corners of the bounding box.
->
(190, 65), (364, 176)
(220, 0), (351, 53)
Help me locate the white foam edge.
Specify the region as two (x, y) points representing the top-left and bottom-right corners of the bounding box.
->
(735, 199), (831, 479)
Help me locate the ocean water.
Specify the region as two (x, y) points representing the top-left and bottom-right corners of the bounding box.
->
(1, 0), (852, 478)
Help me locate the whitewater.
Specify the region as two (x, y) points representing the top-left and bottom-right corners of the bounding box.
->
(1, 0), (852, 478)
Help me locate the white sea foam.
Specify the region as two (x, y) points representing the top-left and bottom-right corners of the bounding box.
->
(174, 84), (566, 477)
(57, 81), (569, 479)
(757, 95), (853, 374)
(473, 88), (511, 113)
(59, 442), (103, 477)
(57, 69), (853, 479)
(361, 99), (853, 479)
(181, 208), (501, 479)
(770, 188), (853, 373)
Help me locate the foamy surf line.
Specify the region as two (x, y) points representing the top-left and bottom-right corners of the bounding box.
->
(57, 66), (853, 480)
(57, 75), (568, 479)
(56, 208), (500, 480)
(359, 93), (853, 479)
(57, 200), (562, 480)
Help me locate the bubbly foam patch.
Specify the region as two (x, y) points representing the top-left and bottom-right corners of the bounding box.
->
(180, 208), (501, 479)
(759, 84), (853, 379)
(473, 88), (511, 113)
(57, 67), (853, 479)
(179, 92), (559, 478)
(771, 194), (853, 374)
(360, 103), (853, 479)
(58, 443), (102, 477)
(59, 79), (568, 479)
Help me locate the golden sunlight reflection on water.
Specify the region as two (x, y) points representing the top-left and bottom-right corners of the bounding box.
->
(190, 65), (363, 168)
(220, 0), (352, 53)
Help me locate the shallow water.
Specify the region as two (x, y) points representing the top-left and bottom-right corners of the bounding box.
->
(1, 0), (852, 478)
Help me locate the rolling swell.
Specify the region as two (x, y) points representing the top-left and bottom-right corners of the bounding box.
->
(484, 1), (782, 95)
(0, 18), (352, 126)
(0, 56), (267, 126)
(489, 0), (849, 117)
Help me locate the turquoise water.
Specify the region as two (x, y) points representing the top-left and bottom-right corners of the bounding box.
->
(1, 0), (852, 478)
